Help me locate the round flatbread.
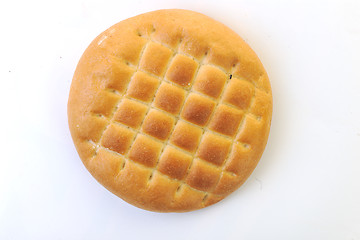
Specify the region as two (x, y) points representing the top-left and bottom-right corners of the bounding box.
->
(68, 9), (272, 212)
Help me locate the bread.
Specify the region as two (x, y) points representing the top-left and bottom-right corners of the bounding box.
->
(68, 9), (272, 212)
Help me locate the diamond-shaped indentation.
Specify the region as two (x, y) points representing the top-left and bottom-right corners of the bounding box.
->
(126, 72), (160, 102)
(90, 91), (121, 117)
(113, 98), (148, 129)
(117, 159), (152, 191)
(204, 49), (238, 72)
(170, 121), (203, 153)
(139, 42), (172, 76)
(113, 35), (147, 66)
(171, 184), (206, 209)
(158, 146), (192, 180)
(128, 134), (163, 168)
(101, 124), (135, 155)
(165, 54), (198, 87)
(236, 115), (263, 145)
(223, 78), (254, 110)
(232, 57), (264, 83)
(91, 148), (124, 178)
(209, 104), (243, 137)
(178, 39), (208, 59)
(79, 115), (109, 143)
(224, 142), (254, 176)
(249, 89), (272, 118)
(146, 171), (180, 204)
(98, 60), (135, 93)
(196, 132), (232, 166)
(142, 109), (175, 140)
(212, 172), (243, 195)
(186, 159), (221, 192)
(153, 82), (186, 114)
(193, 65), (227, 98)
(181, 93), (215, 126)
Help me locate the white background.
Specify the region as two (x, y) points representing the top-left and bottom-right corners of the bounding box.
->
(1, 0), (359, 239)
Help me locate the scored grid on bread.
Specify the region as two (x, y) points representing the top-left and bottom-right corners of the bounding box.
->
(68, 9), (272, 212)
(90, 34), (268, 201)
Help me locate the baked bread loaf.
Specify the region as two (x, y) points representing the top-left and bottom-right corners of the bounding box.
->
(68, 9), (272, 212)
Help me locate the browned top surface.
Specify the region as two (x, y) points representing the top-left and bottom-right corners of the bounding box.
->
(68, 9), (272, 212)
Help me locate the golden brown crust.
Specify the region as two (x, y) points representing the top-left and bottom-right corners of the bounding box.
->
(68, 9), (272, 212)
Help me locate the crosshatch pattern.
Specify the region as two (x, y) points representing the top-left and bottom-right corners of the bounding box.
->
(78, 24), (272, 211)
